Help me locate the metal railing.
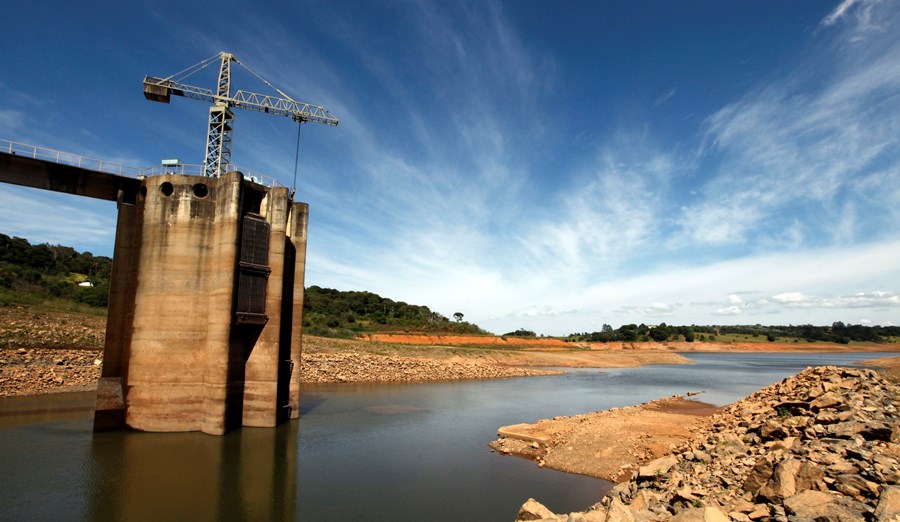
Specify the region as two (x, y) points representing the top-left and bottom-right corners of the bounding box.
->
(1, 138), (144, 177)
(0, 138), (284, 188)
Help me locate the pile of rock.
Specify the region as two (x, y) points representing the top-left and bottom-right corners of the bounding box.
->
(301, 350), (560, 384)
(0, 347), (102, 396)
(518, 366), (900, 521)
(0, 308), (105, 350)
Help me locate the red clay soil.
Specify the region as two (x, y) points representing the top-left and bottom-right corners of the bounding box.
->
(360, 333), (570, 348)
(360, 334), (900, 353)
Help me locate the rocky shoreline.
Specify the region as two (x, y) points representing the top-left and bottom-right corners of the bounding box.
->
(0, 346), (561, 397)
(0, 347), (102, 396)
(518, 366), (900, 521)
(301, 350), (561, 383)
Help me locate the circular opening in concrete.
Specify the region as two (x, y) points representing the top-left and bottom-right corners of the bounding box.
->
(192, 183), (209, 199)
(160, 182), (174, 197)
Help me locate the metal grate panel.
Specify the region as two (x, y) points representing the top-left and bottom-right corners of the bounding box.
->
(236, 271), (268, 315)
(235, 214), (271, 322)
(240, 215), (270, 266)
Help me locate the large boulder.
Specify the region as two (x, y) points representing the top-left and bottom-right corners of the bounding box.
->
(517, 498), (559, 521)
(638, 456), (678, 480)
(874, 486), (900, 522)
(669, 507), (729, 522)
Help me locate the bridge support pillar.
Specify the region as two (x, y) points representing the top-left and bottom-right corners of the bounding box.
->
(93, 172), (307, 435)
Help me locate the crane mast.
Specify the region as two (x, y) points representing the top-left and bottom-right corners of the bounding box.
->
(144, 51), (338, 178)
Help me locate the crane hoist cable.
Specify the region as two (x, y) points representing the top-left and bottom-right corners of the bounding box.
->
(292, 123), (302, 198)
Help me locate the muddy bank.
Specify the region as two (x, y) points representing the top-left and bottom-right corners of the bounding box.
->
(491, 395), (719, 483)
(518, 365), (900, 521)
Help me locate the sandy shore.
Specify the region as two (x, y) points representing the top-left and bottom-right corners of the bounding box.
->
(491, 395), (719, 482)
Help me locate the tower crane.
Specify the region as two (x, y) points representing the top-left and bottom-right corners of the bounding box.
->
(143, 51), (338, 178)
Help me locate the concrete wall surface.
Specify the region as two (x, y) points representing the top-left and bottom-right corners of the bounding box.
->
(94, 172), (307, 435)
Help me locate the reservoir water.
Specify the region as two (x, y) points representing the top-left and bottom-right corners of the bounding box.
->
(0, 352), (890, 520)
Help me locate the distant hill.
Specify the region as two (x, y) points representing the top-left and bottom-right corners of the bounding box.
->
(0, 234), (486, 337)
(303, 285), (487, 338)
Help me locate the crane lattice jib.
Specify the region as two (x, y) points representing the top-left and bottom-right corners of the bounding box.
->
(143, 51), (338, 178)
(143, 77), (340, 126)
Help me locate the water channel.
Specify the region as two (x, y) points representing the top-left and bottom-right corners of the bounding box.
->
(0, 352), (889, 520)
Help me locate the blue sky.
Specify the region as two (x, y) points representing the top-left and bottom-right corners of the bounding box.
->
(1, 0), (898, 335)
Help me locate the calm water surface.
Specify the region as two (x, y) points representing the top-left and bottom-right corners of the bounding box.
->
(0, 352), (889, 521)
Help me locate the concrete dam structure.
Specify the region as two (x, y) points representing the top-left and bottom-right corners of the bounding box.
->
(0, 147), (309, 435)
(95, 172), (308, 435)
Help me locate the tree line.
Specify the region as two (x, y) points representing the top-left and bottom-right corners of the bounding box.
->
(0, 233), (112, 307)
(566, 322), (900, 345)
(303, 285), (487, 338)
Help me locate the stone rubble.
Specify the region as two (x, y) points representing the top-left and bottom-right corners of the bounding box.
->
(301, 350), (561, 383)
(518, 366), (900, 522)
(1, 346), (560, 396)
(0, 347), (102, 396)
(0, 308), (105, 350)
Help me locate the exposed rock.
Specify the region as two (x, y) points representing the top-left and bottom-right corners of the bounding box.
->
(874, 486), (900, 522)
(638, 456), (679, 480)
(669, 507), (729, 522)
(516, 498), (560, 521)
(1, 346), (102, 396)
(604, 498), (635, 522)
(783, 490), (837, 518)
(522, 366), (900, 522)
(758, 458), (801, 501)
(301, 350), (560, 384)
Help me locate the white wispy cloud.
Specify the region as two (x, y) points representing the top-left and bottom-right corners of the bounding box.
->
(715, 306), (742, 316)
(772, 291), (900, 309)
(684, 0), (900, 249)
(654, 88), (677, 107)
(822, 0), (863, 27)
(0, 187), (117, 255)
(0, 109), (26, 134)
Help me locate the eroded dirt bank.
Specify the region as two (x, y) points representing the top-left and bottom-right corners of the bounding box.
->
(516, 365), (900, 521)
(491, 395), (719, 482)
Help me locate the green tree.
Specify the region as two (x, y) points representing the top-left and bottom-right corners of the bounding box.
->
(649, 324), (669, 342)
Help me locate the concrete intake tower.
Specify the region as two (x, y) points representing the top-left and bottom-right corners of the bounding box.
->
(94, 171), (308, 435)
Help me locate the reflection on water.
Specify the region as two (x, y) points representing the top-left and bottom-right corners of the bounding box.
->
(0, 392), (296, 521)
(0, 352), (891, 520)
(87, 422), (296, 521)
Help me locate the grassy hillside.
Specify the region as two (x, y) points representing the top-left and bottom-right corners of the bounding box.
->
(303, 285), (488, 338)
(0, 234), (111, 314)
